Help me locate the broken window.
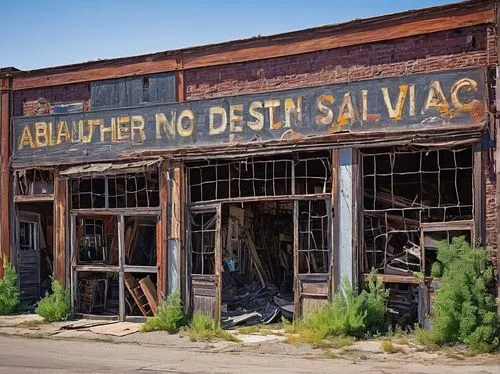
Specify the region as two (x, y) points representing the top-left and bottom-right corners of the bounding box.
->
(190, 211), (217, 275)
(124, 217), (157, 266)
(76, 217), (118, 265)
(298, 200), (330, 274)
(188, 153), (331, 203)
(71, 171), (159, 209)
(362, 147), (473, 275)
(15, 169), (54, 195)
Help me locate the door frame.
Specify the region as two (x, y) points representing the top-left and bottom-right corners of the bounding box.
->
(187, 203), (222, 322)
(14, 210), (41, 302)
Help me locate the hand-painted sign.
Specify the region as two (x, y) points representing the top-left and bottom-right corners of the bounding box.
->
(12, 68), (486, 166)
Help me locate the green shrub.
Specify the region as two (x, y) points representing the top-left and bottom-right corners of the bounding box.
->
(0, 263), (20, 314)
(285, 270), (388, 345)
(427, 237), (498, 353)
(35, 278), (70, 322)
(141, 291), (185, 333)
(186, 313), (239, 342)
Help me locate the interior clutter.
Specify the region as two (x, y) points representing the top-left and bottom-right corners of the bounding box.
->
(75, 213), (158, 317)
(362, 146), (474, 327)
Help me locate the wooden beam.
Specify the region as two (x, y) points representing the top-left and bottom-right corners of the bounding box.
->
(12, 7), (494, 90)
(54, 174), (67, 284)
(0, 76), (11, 274)
(157, 160), (168, 300)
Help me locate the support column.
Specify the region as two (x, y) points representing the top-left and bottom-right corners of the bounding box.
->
(0, 74), (12, 275)
(157, 160), (168, 300)
(338, 148), (354, 286)
(54, 173), (67, 285)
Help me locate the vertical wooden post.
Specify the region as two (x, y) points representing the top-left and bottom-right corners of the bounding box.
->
(0, 74), (11, 274)
(293, 200), (300, 319)
(331, 149), (340, 292)
(495, 1), (500, 316)
(157, 160), (169, 300)
(118, 214), (125, 321)
(54, 173), (67, 284)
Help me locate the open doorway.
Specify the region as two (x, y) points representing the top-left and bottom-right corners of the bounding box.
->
(15, 202), (54, 306)
(220, 201), (294, 327)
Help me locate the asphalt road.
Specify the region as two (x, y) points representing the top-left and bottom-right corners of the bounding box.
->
(0, 335), (498, 373)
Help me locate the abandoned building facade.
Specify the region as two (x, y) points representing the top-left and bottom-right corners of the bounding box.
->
(0, 0), (498, 326)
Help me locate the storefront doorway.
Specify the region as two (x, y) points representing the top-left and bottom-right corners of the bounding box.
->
(186, 151), (334, 325)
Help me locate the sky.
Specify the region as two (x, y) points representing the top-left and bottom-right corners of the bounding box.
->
(1, 0), (455, 71)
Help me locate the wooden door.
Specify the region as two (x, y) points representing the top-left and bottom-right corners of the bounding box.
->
(294, 200), (333, 318)
(188, 205), (222, 321)
(16, 211), (41, 304)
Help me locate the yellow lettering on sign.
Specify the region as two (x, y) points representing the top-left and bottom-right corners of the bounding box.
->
(35, 122), (48, 147)
(155, 112), (176, 140)
(56, 121), (71, 144)
(422, 80), (450, 115)
(382, 85), (408, 120)
(264, 99), (281, 129)
(131, 115), (145, 143)
(361, 90), (380, 122)
(229, 104), (244, 132)
(100, 119), (116, 142)
(18, 126), (35, 150)
(209, 106), (227, 135)
(247, 101), (264, 131)
(284, 97), (302, 128)
(409, 85), (415, 117)
(315, 94), (334, 126)
(177, 109), (195, 137)
(117, 116), (130, 141)
(337, 93), (358, 126)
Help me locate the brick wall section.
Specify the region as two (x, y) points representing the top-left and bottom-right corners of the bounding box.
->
(12, 83), (90, 117)
(185, 25), (491, 99)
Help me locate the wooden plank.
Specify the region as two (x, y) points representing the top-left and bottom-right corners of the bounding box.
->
(139, 276), (159, 314)
(157, 160), (168, 300)
(245, 231), (266, 287)
(12, 5), (493, 90)
(118, 215), (125, 321)
(124, 273), (150, 317)
(0, 76), (10, 273)
(54, 175), (67, 284)
(331, 149), (340, 292)
(293, 200), (300, 319)
(13, 194), (55, 202)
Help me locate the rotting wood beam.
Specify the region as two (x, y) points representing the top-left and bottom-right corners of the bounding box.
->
(0, 75), (11, 274)
(54, 173), (67, 285)
(12, 6), (494, 90)
(157, 160), (168, 300)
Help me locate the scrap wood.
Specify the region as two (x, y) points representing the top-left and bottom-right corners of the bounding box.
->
(124, 273), (152, 317)
(139, 276), (158, 314)
(245, 231), (266, 287)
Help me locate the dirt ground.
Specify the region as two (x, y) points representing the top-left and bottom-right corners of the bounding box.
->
(0, 315), (498, 373)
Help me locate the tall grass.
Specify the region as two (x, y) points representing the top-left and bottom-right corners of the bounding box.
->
(141, 291), (185, 333)
(35, 278), (70, 322)
(0, 264), (20, 314)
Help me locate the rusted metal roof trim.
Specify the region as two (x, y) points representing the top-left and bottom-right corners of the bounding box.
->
(59, 158), (162, 177)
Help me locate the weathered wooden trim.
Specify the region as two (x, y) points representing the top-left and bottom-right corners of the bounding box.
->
(419, 220), (475, 230)
(189, 194), (331, 207)
(214, 204), (222, 324)
(118, 214), (125, 321)
(293, 200), (300, 318)
(124, 265), (157, 273)
(176, 70), (185, 102)
(0, 76), (10, 273)
(74, 265), (120, 272)
(70, 208), (161, 216)
(14, 194), (55, 203)
(331, 149), (340, 293)
(54, 174), (67, 284)
(363, 273), (426, 284)
(11, 5), (494, 90)
(157, 160), (168, 300)
(473, 144), (485, 246)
